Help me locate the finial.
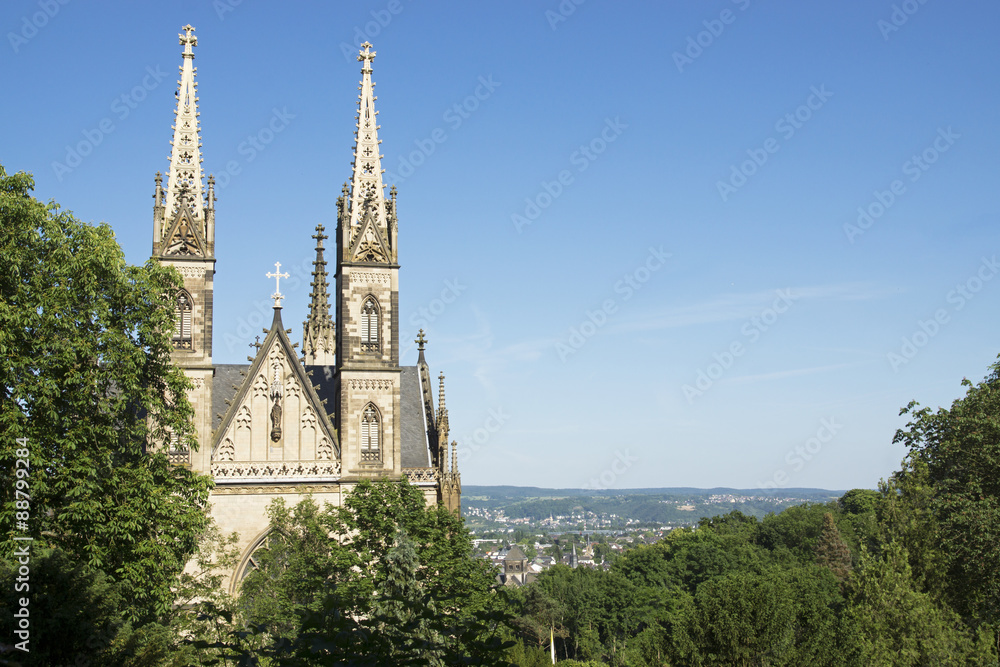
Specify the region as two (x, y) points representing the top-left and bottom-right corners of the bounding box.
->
(415, 329), (427, 351)
(451, 440), (458, 473)
(312, 223), (328, 248)
(266, 261), (290, 307)
(438, 372), (447, 412)
(358, 41), (376, 68)
(179, 24), (197, 57)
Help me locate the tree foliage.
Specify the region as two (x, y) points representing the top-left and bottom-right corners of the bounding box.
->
(0, 166), (213, 625)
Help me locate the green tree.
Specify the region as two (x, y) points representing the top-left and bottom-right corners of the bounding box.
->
(815, 512), (852, 582)
(893, 361), (1000, 628)
(0, 166), (212, 625)
(235, 479), (514, 665)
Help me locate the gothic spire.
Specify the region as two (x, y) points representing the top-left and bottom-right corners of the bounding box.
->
(348, 42), (387, 231)
(437, 372), (449, 434)
(302, 224), (336, 365)
(163, 24), (205, 220)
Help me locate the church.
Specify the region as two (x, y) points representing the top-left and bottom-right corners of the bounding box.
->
(151, 25), (461, 592)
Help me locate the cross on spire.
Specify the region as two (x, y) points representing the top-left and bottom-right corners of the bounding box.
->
(266, 262), (290, 307)
(415, 329), (427, 351)
(179, 24), (197, 57)
(250, 335), (262, 351)
(358, 41), (376, 69)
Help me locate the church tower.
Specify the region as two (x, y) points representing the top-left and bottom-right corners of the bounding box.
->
(334, 42), (403, 478)
(151, 24), (215, 472)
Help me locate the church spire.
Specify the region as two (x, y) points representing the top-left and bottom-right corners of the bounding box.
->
(302, 224), (336, 365)
(347, 42), (388, 235)
(163, 24), (205, 221)
(437, 372), (449, 435)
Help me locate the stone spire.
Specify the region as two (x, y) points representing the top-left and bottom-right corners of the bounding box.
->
(346, 42), (388, 236)
(163, 24), (205, 222)
(437, 372), (449, 437)
(302, 224), (336, 365)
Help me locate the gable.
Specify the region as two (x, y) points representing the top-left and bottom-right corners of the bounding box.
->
(211, 309), (340, 483)
(349, 205), (391, 263)
(161, 205), (206, 257)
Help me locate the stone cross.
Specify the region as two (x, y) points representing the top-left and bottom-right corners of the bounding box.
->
(358, 41), (376, 65)
(266, 262), (290, 307)
(179, 25), (197, 53)
(415, 329), (427, 351)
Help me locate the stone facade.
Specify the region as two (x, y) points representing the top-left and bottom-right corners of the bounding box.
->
(152, 28), (460, 593)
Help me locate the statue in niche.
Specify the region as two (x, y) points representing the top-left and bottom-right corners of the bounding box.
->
(269, 361), (283, 442)
(270, 398), (282, 442)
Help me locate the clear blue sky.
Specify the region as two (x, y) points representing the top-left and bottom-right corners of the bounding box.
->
(4, 1), (999, 490)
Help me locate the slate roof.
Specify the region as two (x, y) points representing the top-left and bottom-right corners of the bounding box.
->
(400, 366), (431, 468)
(212, 364), (249, 432)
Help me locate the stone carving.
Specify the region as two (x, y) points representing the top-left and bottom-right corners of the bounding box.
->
(175, 265), (207, 280)
(347, 378), (394, 391)
(236, 405), (252, 428)
(215, 438), (235, 462)
(252, 374), (268, 398)
(317, 438), (333, 461)
(403, 468), (439, 484)
(301, 407), (317, 429)
(269, 362), (283, 442)
(352, 271), (391, 285)
(212, 460), (342, 482)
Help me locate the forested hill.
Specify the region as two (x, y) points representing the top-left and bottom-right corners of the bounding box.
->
(462, 486), (845, 529)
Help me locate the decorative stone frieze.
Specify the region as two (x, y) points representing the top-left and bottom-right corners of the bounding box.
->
(212, 460), (342, 483)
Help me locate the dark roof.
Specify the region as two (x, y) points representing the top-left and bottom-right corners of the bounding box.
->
(505, 545), (527, 562)
(400, 366), (431, 468)
(305, 365), (338, 420)
(212, 364), (249, 431)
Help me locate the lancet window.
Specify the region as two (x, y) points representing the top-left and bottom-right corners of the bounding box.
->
(173, 290), (193, 349)
(360, 296), (380, 352)
(360, 404), (381, 461)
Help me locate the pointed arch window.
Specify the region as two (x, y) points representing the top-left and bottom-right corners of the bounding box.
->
(360, 297), (380, 352)
(360, 404), (381, 462)
(173, 290), (193, 349)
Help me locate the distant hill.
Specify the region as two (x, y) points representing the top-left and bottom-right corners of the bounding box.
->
(461, 486), (850, 529)
(463, 485), (846, 498)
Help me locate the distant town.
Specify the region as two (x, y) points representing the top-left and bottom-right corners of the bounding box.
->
(463, 486), (843, 582)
